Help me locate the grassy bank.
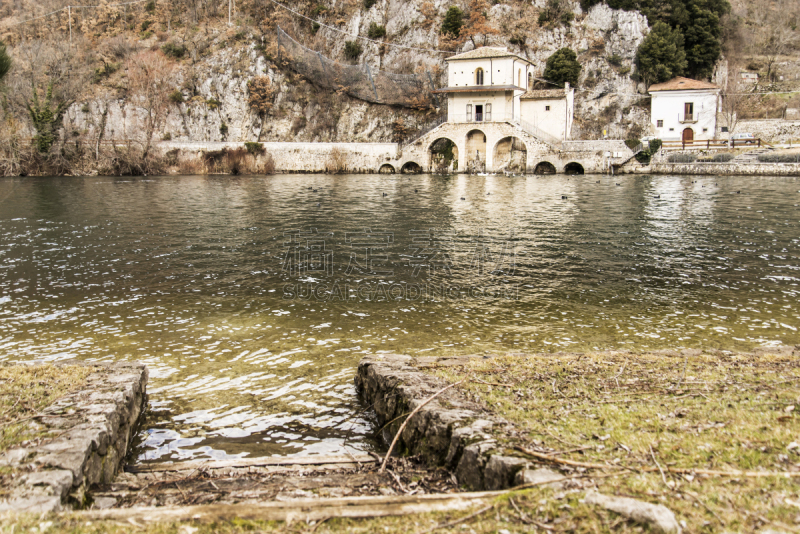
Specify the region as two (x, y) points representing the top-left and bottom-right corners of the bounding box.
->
(2, 351), (799, 533)
(0, 363), (95, 455)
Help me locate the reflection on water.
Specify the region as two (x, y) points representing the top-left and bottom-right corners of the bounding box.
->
(0, 174), (798, 462)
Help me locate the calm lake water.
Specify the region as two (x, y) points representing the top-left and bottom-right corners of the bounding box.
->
(0, 173), (798, 462)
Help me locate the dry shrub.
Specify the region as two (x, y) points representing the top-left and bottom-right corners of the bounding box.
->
(201, 147), (275, 174)
(247, 76), (274, 116)
(325, 147), (347, 173)
(104, 36), (137, 59)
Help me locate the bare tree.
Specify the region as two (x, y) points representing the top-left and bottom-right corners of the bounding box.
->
(747, 0), (799, 81)
(719, 66), (750, 137)
(126, 50), (176, 160)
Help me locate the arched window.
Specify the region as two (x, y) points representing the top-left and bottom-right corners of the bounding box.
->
(518, 69), (522, 88)
(475, 68), (484, 86)
(528, 72), (533, 90)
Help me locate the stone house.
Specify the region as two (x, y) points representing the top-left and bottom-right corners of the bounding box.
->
(648, 77), (720, 143)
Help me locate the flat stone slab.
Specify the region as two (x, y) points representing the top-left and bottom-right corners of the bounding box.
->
(0, 361), (147, 513)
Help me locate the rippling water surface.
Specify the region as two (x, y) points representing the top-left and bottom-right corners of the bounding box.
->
(0, 173), (798, 462)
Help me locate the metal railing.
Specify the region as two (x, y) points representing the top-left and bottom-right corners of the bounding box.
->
(679, 113), (699, 123)
(512, 117), (563, 148)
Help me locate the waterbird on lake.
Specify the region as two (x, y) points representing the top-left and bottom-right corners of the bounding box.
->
(414, 189), (418, 193)
(616, 183), (621, 186)
(317, 203), (320, 207)
(313, 189), (318, 192)
(654, 195), (660, 199)
(461, 197), (466, 200)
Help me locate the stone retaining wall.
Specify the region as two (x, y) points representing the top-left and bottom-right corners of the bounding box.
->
(159, 141), (398, 174)
(0, 361), (148, 513)
(650, 162), (800, 176)
(716, 119), (800, 143)
(355, 354), (536, 491)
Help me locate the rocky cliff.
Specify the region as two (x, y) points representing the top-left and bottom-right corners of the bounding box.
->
(7, 0), (654, 147)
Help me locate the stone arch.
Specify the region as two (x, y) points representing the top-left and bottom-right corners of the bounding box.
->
(465, 129), (487, 172)
(564, 162), (584, 175)
(534, 161), (557, 175)
(400, 161), (422, 174)
(428, 137), (459, 174)
(493, 136), (527, 173)
(379, 163), (396, 174)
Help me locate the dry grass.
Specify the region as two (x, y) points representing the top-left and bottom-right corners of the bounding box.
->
(425, 350), (800, 532)
(0, 364), (95, 454)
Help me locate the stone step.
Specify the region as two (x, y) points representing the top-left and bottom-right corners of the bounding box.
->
(90, 454), (458, 510)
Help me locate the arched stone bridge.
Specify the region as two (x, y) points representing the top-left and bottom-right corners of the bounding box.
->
(379, 121), (636, 175)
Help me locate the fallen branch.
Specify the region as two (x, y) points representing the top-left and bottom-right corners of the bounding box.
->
(380, 376), (470, 473)
(515, 446), (623, 470)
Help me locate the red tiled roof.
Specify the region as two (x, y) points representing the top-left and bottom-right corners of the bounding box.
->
(648, 77), (719, 92)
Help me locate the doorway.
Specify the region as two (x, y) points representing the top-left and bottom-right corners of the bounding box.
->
(682, 128), (694, 144)
(475, 105), (483, 122)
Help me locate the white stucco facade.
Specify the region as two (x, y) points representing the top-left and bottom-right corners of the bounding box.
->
(648, 77), (720, 142)
(519, 86), (575, 141)
(436, 47), (574, 152)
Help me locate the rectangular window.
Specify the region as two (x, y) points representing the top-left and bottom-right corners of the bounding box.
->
(703, 128), (708, 132)
(466, 104), (472, 122)
(486, 103), (492, 121)
(545, 105), (551, 111)
(721, 126), (729, 132)
(684, 102), (694, 120)
(657, 120), (664, 127)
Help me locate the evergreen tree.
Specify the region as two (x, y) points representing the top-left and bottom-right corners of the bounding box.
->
(578, 0), (729, 80)
(0, 41), (11, 83)
(441, 6), (464, 37)
(635, 21), (687, 87)
(542, 48), (581, 87)
(681, 0), (726, 79)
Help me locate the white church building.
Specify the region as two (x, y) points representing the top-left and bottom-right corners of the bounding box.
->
(434, 47), (575, 147)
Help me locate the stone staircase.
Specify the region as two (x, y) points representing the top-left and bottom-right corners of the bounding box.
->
(734, 147), (774, 163)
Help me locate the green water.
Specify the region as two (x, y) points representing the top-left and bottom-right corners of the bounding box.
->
(0, 173), (798, 462)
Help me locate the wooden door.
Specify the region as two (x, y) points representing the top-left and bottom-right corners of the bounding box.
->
(682, 128), (694, 144)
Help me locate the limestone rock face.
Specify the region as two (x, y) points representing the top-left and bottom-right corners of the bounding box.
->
(65, 0), (650, 144)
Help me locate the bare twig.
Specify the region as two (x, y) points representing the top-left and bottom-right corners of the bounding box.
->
(387, 469), (408, 494)
(649, 444), (668, 487)
(380, 376), (470, 473)
(471, 379), (515, 388)
(684, 490), (726, 526)
(417, 504), (494, 534)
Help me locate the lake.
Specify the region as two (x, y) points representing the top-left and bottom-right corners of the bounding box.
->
(0, 173), (798, 462)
